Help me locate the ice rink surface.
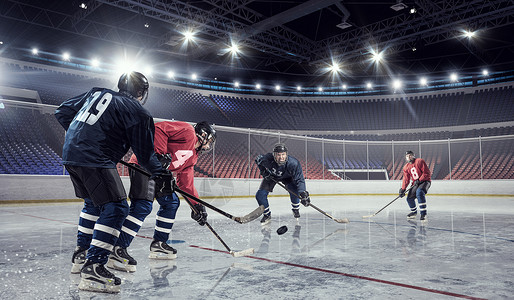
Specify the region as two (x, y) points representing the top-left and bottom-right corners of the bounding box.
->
(1, 195), (513, 300)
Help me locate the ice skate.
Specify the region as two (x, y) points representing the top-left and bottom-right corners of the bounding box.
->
(149, 240), (177, 260)
(260, 214), (271, 226)
(78, 260), (121, 293)
(292, 208), (300, 220)
(106, 246), (137, 272)
(407, 211), (417, 219)
(71, 246), (87, 274)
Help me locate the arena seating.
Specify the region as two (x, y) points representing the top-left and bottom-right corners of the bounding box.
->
(1, 60), (513, 179)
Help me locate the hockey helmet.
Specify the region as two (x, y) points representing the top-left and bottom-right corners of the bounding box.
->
(194, 121), (216, 153)
(118, 71), (149, 105)
(273, 143), (288, 166)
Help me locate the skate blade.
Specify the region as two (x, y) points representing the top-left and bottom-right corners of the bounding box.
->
(78, 279), (120, 293)
(149, 253), (178, 260)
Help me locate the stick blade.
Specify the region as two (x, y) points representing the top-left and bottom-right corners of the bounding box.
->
(237, 205), (265, 224)
(230, 248), (254, 257)
(362, 215), (374, 219)
(335, 218), (350, 223)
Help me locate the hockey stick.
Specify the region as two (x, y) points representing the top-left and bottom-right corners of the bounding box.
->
(362, 186), (412, 218)
(263, 170), (349, 223)
(119, 160), (264, 223)
(182, 194), (254, 258)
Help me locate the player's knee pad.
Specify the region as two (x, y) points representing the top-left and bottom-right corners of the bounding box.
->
(156, 193), (180, 210)
(104, 199), (130, 217)
(130, 199), (153, 219)
(256, 189), (269, 206)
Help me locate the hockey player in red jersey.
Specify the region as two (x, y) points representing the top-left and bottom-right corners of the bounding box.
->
(398, 150), (432, 221)
(107, 121), (216, 272)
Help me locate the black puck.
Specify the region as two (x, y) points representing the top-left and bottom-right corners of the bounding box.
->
(276, 225), (288, 235)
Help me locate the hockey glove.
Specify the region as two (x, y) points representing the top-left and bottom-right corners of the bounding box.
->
(191, 203), (208, 226)
(153, 170), (175, 198)
(300, 191), (310, 207)
(254, 155), (264, 166)
(260, 168), (273, 180)
(413, 179), (420, 186)
(398, 188), (406, 198)
(156, 153), (172, 169)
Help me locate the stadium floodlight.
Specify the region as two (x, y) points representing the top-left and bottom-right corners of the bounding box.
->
(342, 84), (347, 90)
(463, 30), (475, 38)
(371, 50), (383, 63)
(450, 73), (458, 82)
(410, 7), (417, 14)
(167, 71), (175, 78)
(366, 82), (373, 89)
(79, 3), (87, 9)
(91, 58), (100, 68)
(392, 79), (402, 90)
(229, 43), (240, 55)
(183, 30), (195, 42)
(275, 85), (281, 91)
(330, 63), (341, 73)
(419, 77), (428, 86)
(62, 52), (70, 61)
(191, 73), (198, 80)
(482, 69), (489, 76)
(32, 48), (38, 55)
(255, 83), (261, 90)
(234, 81), (240, 88)
(318, 87), (323, 92)
(296, 86), (302, 91)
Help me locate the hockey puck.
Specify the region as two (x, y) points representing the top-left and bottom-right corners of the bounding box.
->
(276, 225), (288, 235)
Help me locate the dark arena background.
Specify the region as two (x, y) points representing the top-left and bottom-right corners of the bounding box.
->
(0, 1), (513, 299)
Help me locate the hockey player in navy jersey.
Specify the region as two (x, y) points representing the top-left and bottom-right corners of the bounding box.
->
(107, 121), (216, 272)
(398, 150), (432, 221)
(255, 143), (310, 225)
(55, 71), (172, 293)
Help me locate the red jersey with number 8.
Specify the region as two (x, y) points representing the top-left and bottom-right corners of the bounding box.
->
(401, 158), (431, 190)
(129, 121), (200, 200)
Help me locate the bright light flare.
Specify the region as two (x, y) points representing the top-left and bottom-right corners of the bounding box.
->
(62, 52), (70, 61)
(463, 30), (475, 38)
(392, 79), (402, 90)
(450, 73), (458, 82)
(91, 58), (100, 68)
(419, 77), (428, 86)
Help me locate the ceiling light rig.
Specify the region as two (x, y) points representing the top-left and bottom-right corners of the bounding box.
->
(21, 44), (504, 96)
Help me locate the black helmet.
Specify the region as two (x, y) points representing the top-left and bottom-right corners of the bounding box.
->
(118, 71), (149, 105)
(273, 143), (288, 153)
(194, 121), (216, 153)
(273, 143), (288, 166)
(405, 150), (414, 156)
